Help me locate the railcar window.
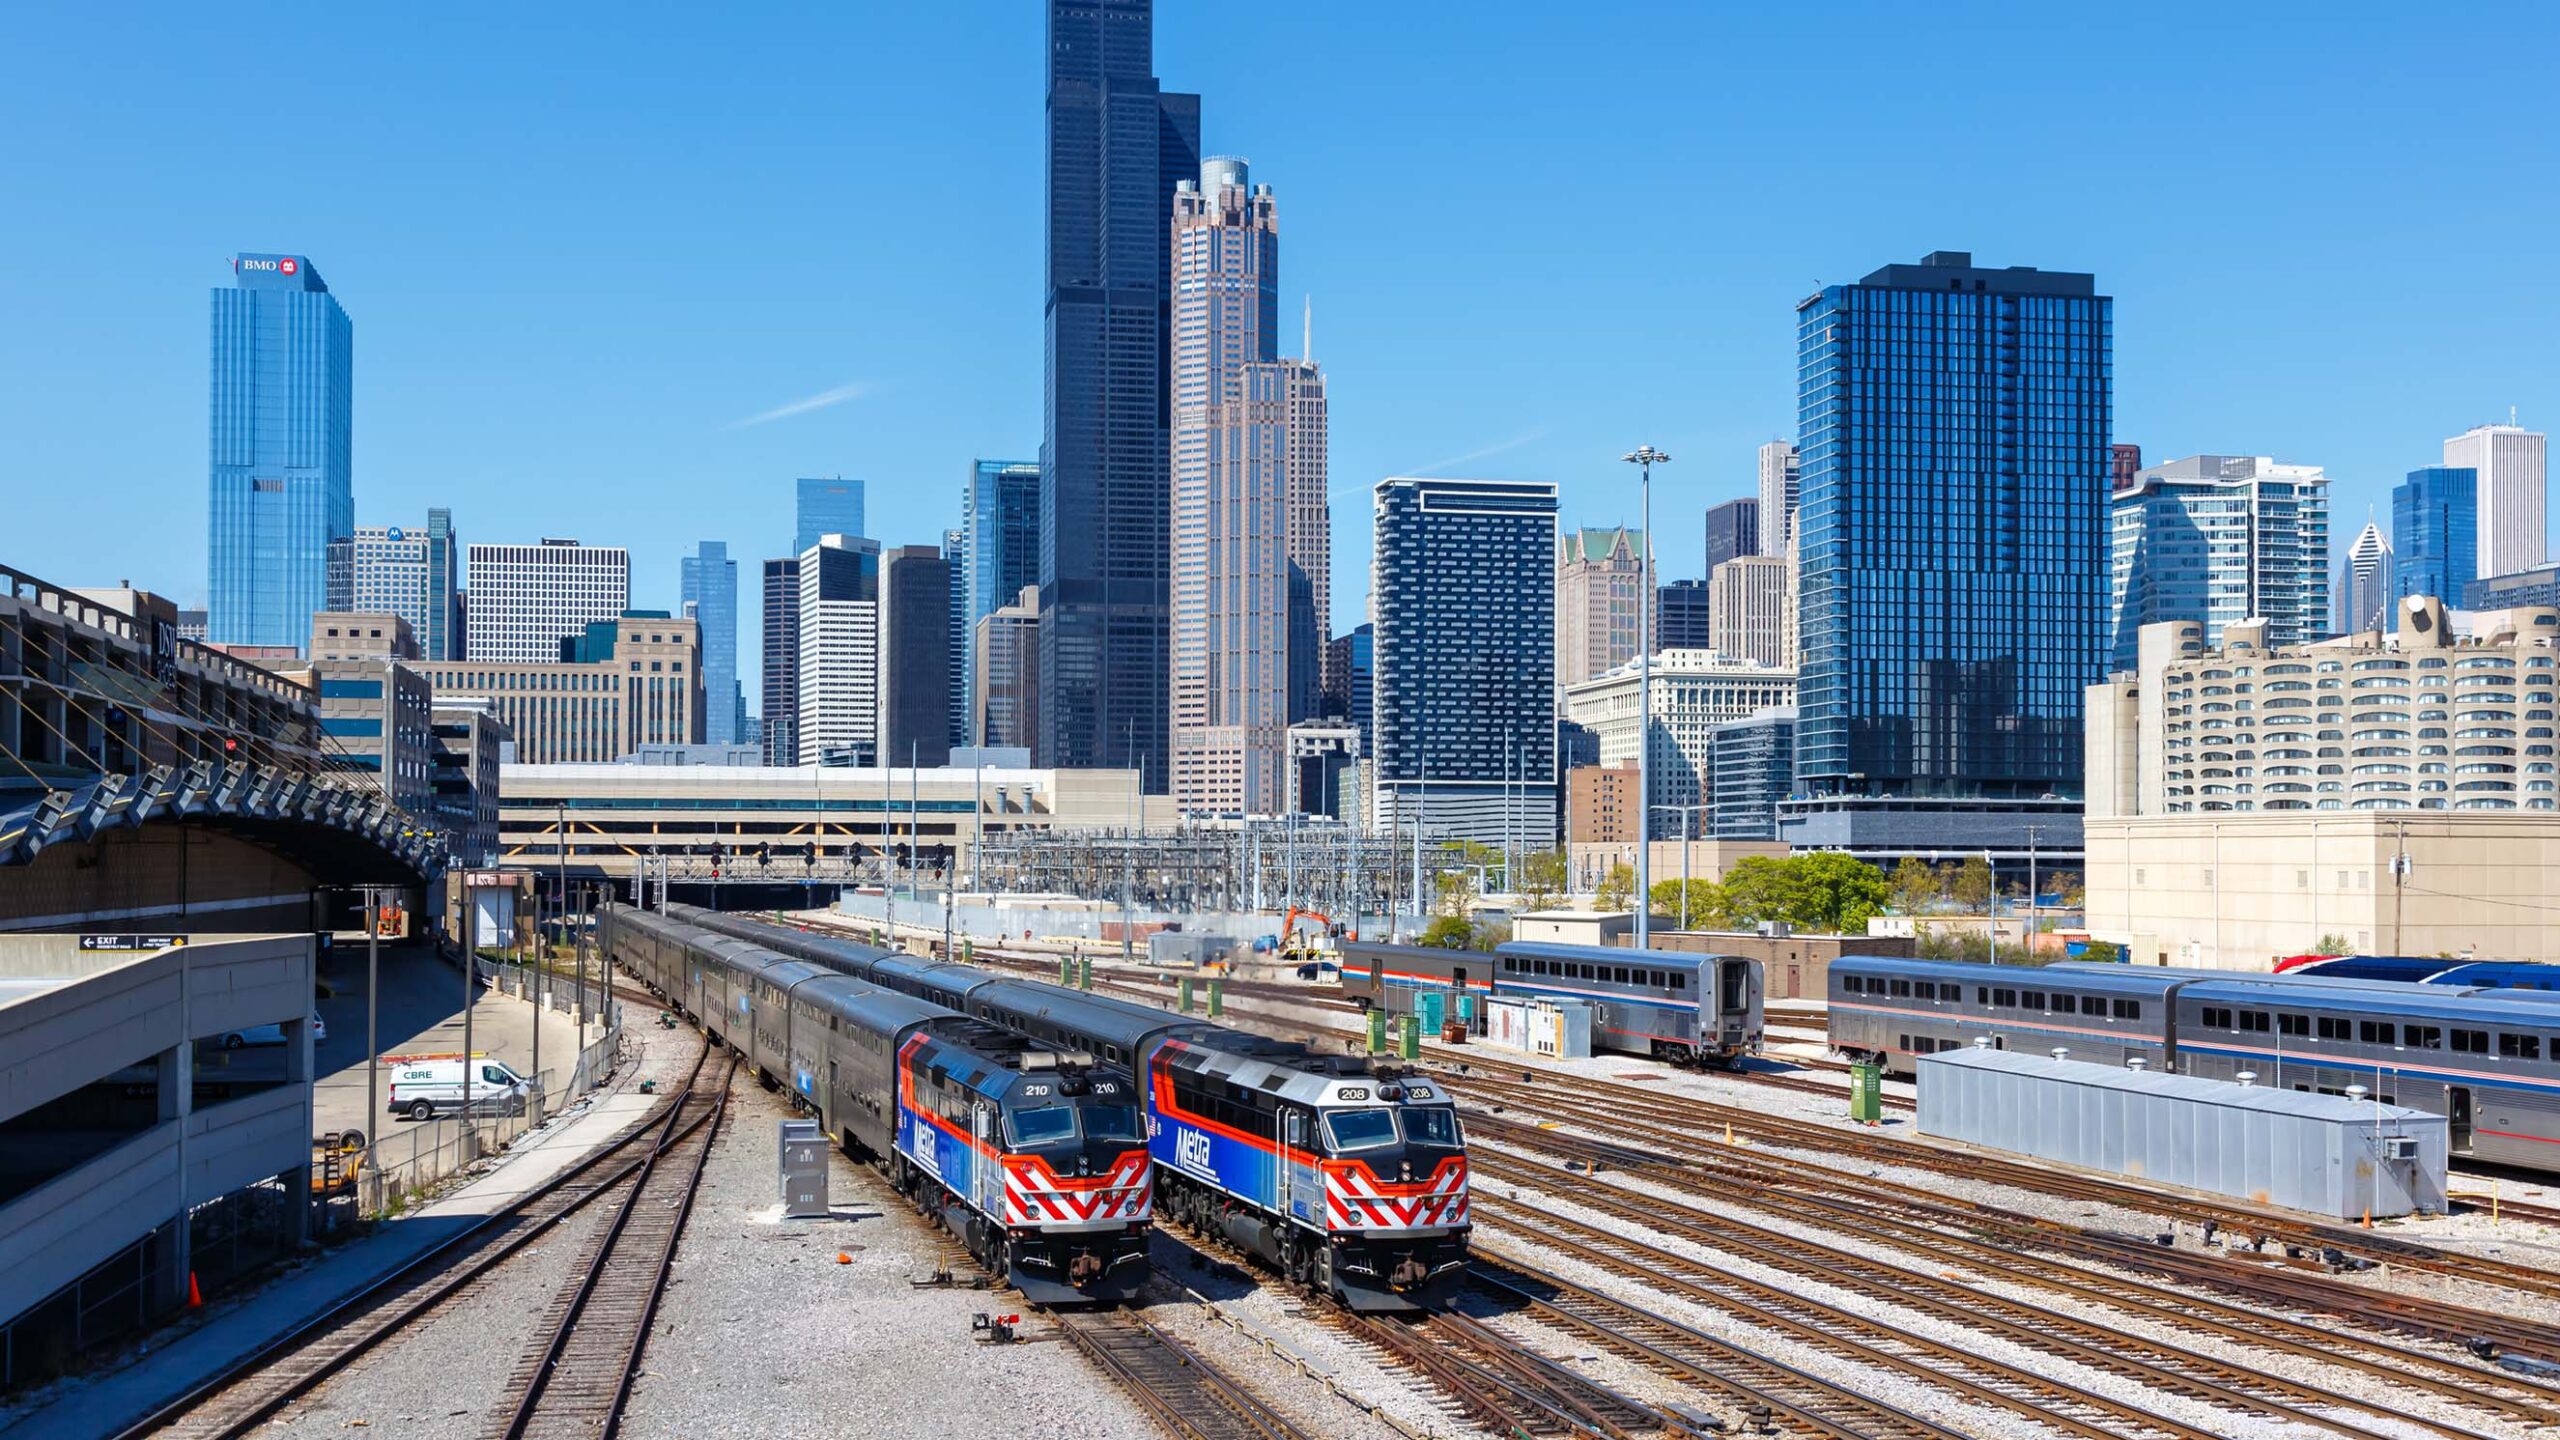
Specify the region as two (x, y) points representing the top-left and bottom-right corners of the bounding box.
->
(1992, 988), (2017, 1007)
(2021, 990), (2047, 1010)
(2051, 994), (2074, 1014)
(1976, 986), (1990, 1005)
(1007, 1107), (1077, 1146)
(2453, 1029), (2489, 1054)
(2202, 1007), (2233, 1028)
(2113, 999), (2142, 1020)
(2278, 1014), (2308, 1037)
(2406, 1026), (2444, 1050)
(2317, 1017), (2350, 1040)
(1891, 979), (1912, 997)
(1083, 1104), (1142, 1142)
(2240, 1012), (2272, 1033)
(1672, 974), (1687, 991)
(1401, 1107), (1461, 1146)
(1615, 967), (1632, 984)
(2360, 1021), (2395, 1045)
(1916, 982), (1937, 1001)
(1323, 1109), (1398, 1152)
(2502, 1033), (2544, 1060)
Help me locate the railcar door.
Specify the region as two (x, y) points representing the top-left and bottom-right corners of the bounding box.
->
(1282, 1109), (1322, 1227)
(2450, 1087), (2475, 1153)
(972, 1101), (1002, 1218)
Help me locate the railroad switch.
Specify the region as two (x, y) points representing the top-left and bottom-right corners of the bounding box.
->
(972, 1312), (1022, 1345)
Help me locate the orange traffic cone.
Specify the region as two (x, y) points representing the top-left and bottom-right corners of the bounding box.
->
(186, 1272), (203, 1308)
(835, 1252), (853, 1265)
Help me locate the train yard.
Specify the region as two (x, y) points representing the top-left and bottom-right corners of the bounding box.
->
(80, 903), (2560, 1440)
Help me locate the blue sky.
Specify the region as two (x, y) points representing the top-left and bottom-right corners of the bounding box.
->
(5, 3), (2557, 701)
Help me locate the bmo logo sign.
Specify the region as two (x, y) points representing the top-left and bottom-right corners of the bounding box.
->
(280, 257), (298, 275)
(237, 255), (302, 276)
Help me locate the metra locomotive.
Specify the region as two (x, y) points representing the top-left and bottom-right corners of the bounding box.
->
(669, 906), (1471, 1311)
(600, 905), (1150, 1302)
(1829, 954), (2560, 1172)
(1337, 939), (1764, 1067)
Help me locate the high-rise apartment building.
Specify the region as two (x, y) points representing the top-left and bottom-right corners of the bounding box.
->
(1323, 622), (1374, 752)
(760, 557), (799, 766)
(1555, 527), (1651, 690)
(1793, 250), (2110, 851)
(1704, 498), (1761, 576)
(2336, 519), (2394, 634)
(2445, 422), (2548, 580)
(1658, 579), (1713, 650)
(328, 511), (461, 660)
(1278, 356), (1332, 727)
(2106, 455), (2330, 672)
(880, 544), (954, 769)
(462, 539), (630, 663)
(1371, 476), (1559, 845)
(797, 535), (881, 766)
(209, 253), (352, 652)
(1708, 706), (1797, 840)
(1756, 442), (1800, 556)
(680, 540), (740, 746)
(975, 586), (1043, 752)
(2393, 465), (2478, 610)
(1042, 0), (1201, 792)
(795, 478), (866, 553)
(1710, 555), (1793, 668)
(943, 527), (970, 747)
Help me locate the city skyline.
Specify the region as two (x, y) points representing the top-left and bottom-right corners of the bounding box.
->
(13, 8), (2556, 708)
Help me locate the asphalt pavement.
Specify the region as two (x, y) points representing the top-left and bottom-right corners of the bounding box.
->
(308, 940), (589, 1144)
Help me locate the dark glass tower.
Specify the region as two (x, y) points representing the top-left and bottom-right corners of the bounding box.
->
(1794, 251), (2110, 842)
(1041, 0), (1200, 789)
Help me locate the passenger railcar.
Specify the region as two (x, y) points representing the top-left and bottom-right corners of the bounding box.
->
(1827, 956), (2182, 1077)
(599, 905), (1149, 1303)
(670, 906), (1470, 1311)
(1492, 941), (1763, 1066)
(1336, 942), (1495, 1016)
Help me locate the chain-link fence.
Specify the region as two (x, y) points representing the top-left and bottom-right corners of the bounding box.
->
(358, 998), (625, 1218)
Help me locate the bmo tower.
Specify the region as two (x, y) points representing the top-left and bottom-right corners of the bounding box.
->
(209, 252), (354, 651)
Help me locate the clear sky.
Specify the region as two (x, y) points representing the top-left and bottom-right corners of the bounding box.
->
(5, 2), (2557, 702)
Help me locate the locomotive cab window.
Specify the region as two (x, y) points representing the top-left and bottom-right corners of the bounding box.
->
(1008, 1107), (1076, 1146)
(1324, 1109), (1398, 1153)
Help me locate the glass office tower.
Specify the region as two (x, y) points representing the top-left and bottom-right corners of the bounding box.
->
(1041, 0), (1201, 791)
(209, 253), (353, 650)
(963, 460), (1041, 746)
(795, 478), (865, 553)
(680, 540), (740, 745)
(1792, 251), (2110, 853)
(2393, 465), (2479, 606)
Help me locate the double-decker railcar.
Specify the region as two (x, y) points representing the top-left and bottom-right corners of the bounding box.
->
(1827, 956), (2184, 1077)
(1335, 942), (1495, 1016)
(1491, 941), (1762, 1066)
(669, 907), (1469, 1310)
(599, 905), (1150, 1302)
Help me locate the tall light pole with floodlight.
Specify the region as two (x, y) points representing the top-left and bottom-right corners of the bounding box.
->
(1622, 445), (1669, 949)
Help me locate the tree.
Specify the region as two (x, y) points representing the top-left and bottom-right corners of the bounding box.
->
(2313, 933), (2354, 957)
(1468, 920), (1512, 953)
(1433, 866), (1479, 922)
(1418, 915), (1475, 949)
(1650, 878), (1727, 929)
(1516, 850), (1567, 914)
(2079, 939), (2123, 964)
(1597, 861), (1635, 913)
(1951, 854), (1994, 912)
(2050, 870), (2086, 909)
(1888, 856), (1937, 915)
(1710, 853), (1890, 934)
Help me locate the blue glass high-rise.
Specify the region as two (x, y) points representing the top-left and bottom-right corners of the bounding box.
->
(209, 253), (352, 650)
(1042, 0), (1201, 790)
(680, 541), (740, 745)
(1793, 251), (2110, 849)
(2393, 465), (2478, 606)
(963, 460), (1041, 746)
(795, 478), (865, 553)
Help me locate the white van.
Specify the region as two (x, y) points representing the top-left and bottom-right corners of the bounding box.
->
(385, 1056), (531, 1121)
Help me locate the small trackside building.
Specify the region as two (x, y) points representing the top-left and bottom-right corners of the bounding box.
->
(1917, 1046), (2448, 1220)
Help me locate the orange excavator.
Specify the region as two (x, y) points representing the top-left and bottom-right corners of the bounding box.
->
(1278, 907), (1353, 965)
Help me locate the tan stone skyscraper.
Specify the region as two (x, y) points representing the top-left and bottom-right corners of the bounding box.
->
(1555, 526), (1650, 688)
(1168, 158), (1328, 813)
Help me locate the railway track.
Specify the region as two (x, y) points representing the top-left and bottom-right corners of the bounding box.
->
(1315, 1303), (1678, 1439)
(1469, 1132), (2560, 1428)
(1054, 1312), (1316, 1440)
(115, 1038), (714, 1440)
(1449, 1065), (2560, 1309)
(486, 1052), (736, 1438)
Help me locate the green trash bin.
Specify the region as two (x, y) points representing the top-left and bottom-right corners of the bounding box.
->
(1849, 1058), (1884, 1124)
(1397, 1015), (1422, 1061)
(1207, 977), (1224, 1018)
(1179, 977), (1195, 1013)
(1366, 1007), (1388, 1054)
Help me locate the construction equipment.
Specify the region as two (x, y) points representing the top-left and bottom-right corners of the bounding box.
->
(1277, 906), (1351, 965)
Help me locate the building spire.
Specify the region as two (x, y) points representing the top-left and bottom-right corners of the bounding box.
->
(1302, 294), (1313, 362)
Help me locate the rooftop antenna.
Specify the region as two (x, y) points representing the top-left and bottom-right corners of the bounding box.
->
(1302, 294), (1313, 363)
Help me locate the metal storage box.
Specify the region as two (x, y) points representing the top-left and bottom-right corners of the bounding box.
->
(779, 1118), (830, 1218)
(1916, 1048), (2447, 1220)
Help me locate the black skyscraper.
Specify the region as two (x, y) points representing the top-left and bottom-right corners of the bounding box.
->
(1705, 497), (1761, 575)
(1041, 0), (1200, 790)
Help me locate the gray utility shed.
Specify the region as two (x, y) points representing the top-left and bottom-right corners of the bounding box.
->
(1917, 1047), (2448, 1220)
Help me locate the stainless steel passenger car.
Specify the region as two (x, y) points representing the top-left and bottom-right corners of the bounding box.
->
(1827, 956), (2181, 1076)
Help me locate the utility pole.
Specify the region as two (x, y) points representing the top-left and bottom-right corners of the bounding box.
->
(1623, 443), (1670, 949)
(2391, 818), (2409, 954)
(2026, 825), (2041, 947)
(1122, 719), (1137, 967)
(363, 886), (381, 1196)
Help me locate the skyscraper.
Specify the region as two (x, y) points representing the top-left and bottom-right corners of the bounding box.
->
(462, 539), (630, 663)
(209, 252), (352, 651)
(1372, 476), (1559, 846)
(880, 544), (954, 769)
(2336, 519), (2394, 634)
(423, 509), (459, 661)
(329, 513), (460, 661)
(680, 540), (740, 746)
(963, 460), (1043, 748)
(1658, 579), (1713, 650)
(975, 586), (1043, 752)
(1042, 0), (1201, 792)
(1704, 497), (1761, 575)
(1756, 442), (1799, 556)
(2106, 455), (2330, 672)
(1794, 251), (2110, 847)
(797, 535), (881, 766)
(2393, 465), (2478, 607)
(795, 478), (865, 553)
(2110, 443), (2144, 493)
(1323, 621), (1374, 752)
(2445, 422), (2548, 580)
(1710, 555), (1793, 667)
(943, 527), (969, 747)
(761, 558), (800, 766)
(1555, 527), (1650, 689)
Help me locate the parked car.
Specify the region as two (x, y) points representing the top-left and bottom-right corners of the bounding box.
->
(214, 1012), (325, 1048)
(385, 1056), (532, 1121)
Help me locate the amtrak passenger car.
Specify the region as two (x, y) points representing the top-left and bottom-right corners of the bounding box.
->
(1827, 955), (2181, 1075)
(601, 905), (1150, 1302)
(672, 907), (1470, 1311)
(1337, 939), (1763, 1066)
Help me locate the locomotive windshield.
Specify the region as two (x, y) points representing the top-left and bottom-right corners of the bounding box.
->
(1082, 1103), (1142, 1142)
(1008, 1106), (1077, 1146)
(1402, 1106), (1462, 1147)
(1324, 1109), (1399, 1152)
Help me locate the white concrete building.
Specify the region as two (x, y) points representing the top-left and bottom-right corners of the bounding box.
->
(797, 534), (881, 767)
(2447, 421), (2548, 581)
(1709, 554), (1792, 668)
(1560, 648), (1796, 816)
(462, 538), (630, 663)
(2336, 519), (2394, 635)
(1757, 440), (1799, 556)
